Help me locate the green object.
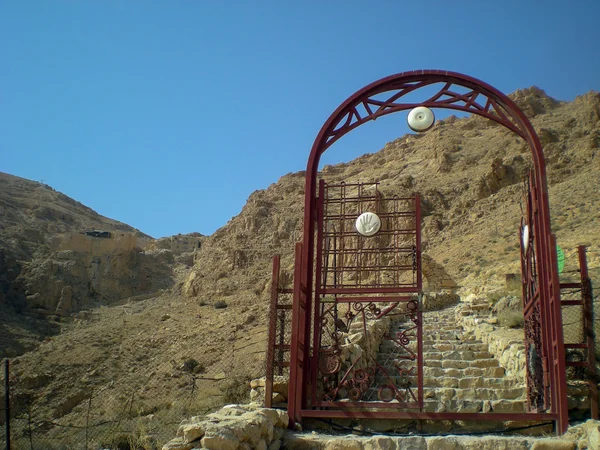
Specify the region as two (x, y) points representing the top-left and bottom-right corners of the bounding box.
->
(556, 245), (565, 274)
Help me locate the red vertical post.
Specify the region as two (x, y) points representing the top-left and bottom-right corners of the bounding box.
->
(578, 246), (598, 420)
(288, 243), (304, 427)
(415, 194), (423, 410)
(310, 180), (326, 407)
(548, 234), (569, 434)
(265, 255), (280, 408)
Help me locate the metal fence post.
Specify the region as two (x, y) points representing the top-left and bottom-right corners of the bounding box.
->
(4, 359), (9, 450)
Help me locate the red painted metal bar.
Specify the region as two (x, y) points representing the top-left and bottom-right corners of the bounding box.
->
(310, 180), (326, 407)
(561, 300), (583, 306)
(315, 401), (419, 409)
(264, 255), (281, 408)
(333, 296), (416, 303)
(548, 234), (569, 434)
(301, 409), (556, 422)
(566, 362), (590, 367)
(415, 194), (423, 411)
(323, 287), (421, 295)
(530, 175), (551, 413)
(579, 245), (598, 420)
(560, 283), (582, 290)
(288, 243), (304, 427)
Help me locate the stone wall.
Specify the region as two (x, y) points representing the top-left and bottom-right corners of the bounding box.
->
(162, 403), (289, 450)
(53, 231), (138, 255)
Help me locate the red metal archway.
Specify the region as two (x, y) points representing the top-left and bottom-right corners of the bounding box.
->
(287, 70), (568, 433)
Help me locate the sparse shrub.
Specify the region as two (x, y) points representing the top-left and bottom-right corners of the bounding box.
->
(214, 300), (228, 309)
(487, 290), (508, 306)
(505, 276), (522, 295)
(221, 376), (251, 404)
(100, 433), (131, 450)
(198, 299), (207, 306)
(182, 358), (204, 374)
(498, 309), (524, 329)
(99, 423), (156, 450)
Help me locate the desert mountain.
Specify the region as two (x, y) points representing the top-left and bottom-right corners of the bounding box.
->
(1, 87), (599, 447)
(181, 88), (600, 304)
(0, 172), (155, 306)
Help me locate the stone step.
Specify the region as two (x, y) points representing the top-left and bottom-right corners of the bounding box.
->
(283, 430), (569, 448)
(422, 350), (493, 360)
(422, 325), (462, 331)
(423, 332), (476, 339)
(333, 394), (527, 414)
(422, 398), (527, 414)
(424, 366), (506, 378)
(382, 358), (500, 370)
(375, 350), (493, 362)
(422, 342), (489, 352)
(369, 375), (523, 390)
(423, 387), (526, 401)
(365, 365), (506, 379)
(422, 336), (481, 344)
(381, 337), (483, 351)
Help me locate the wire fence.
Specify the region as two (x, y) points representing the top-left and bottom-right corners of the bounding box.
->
(559, 248), (599, 360)
(1, 319), (268, 450)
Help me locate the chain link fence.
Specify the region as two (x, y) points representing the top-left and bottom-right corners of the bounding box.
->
(558, 248), (599, 384)
(1, 310), (269, 449)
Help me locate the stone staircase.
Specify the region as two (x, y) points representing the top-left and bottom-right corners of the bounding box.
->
(374, 304), (528, 415)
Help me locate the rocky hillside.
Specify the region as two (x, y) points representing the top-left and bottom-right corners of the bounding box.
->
(0, 173), (154, 306)
(0, 173), (174, 357)
(1, 87), (599, 447)
(182, 88), (600, 303)
(0, 173), (151, 259)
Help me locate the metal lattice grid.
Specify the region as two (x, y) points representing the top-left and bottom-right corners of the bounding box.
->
(319, 181), (419, 292)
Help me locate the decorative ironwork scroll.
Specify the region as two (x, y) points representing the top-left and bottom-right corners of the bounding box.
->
(310, 181), (422, 410)
(317, 300), (421, 408)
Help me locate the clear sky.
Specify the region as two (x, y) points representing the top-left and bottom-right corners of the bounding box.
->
(2, 1), (599, 238)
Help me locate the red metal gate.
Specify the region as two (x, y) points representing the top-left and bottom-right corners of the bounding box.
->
(309, 180), (422, 410)
(283, 70), (569, 433)
(520, 171), (569, 423)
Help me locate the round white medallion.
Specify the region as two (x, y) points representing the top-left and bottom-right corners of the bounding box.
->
(522, 225), (530, 251)
(407, 106), (435, 132)
(355, 212), (381, 237)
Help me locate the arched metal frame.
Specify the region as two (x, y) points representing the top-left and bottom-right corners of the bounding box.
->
(288, 70), (568, 433)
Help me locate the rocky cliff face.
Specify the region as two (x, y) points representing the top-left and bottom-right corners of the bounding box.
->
(0, 173), (154, 308)
(0, 173), (179, 356)
(20, 248), (175, 315)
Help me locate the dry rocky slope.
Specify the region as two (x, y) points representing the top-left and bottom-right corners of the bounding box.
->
(1, 88), (600, 445)
(0, 172), (163, 356)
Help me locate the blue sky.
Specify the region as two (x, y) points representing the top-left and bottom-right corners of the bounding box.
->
(2, 1), (599, 238)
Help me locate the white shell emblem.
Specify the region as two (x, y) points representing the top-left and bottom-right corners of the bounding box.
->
(407, 106), (435, 132)
(355, 212), (381, 237)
